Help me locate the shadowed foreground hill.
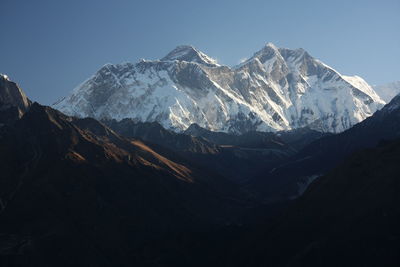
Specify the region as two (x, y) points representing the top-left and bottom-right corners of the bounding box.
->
(0, 103), (256, 266)
(240, 137), (400, 267)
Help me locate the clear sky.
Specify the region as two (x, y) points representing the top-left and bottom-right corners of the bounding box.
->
(1, 0), (399, 104)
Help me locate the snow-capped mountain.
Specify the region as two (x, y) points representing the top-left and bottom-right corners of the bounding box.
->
(373, 81), (400, 103)
(54, 43), (385, 134)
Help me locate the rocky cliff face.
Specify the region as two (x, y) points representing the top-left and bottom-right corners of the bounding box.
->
(0, 74), (31, 125)
(53, 43), (384, 134)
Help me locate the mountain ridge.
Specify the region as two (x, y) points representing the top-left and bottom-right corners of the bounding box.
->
(1, 69), (399, 266)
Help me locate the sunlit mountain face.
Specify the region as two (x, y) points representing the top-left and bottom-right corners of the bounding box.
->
(54, 44), (384, 135)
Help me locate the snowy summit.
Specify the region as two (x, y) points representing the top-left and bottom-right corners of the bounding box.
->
(161, 45), (219, 67)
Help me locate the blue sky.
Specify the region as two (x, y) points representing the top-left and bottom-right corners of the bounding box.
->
(1, 0), (399, 104)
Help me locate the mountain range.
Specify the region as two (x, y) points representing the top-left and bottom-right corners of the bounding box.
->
(53, 44), (384, 134)
(1, 47), (400, 267)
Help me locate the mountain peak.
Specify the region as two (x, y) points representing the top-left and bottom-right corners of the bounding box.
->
(0, 74), (31, 112)
(265, 42), (278, 49)
(248, 42), (282, 64)
(0, 74), (32, 124)
(252, 43), (308, 62)
(258, 42), (280, 54)
(161, 45), (219, 67)
(0, 73), (10, 81)
(175, 44), (196, 50)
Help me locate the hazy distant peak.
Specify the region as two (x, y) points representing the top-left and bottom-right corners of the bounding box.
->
(373, 81), (400, 103)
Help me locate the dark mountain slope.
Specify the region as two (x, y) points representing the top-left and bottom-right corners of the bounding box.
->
(244, 137), (400, 267)
(0, 103), (255, 267)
